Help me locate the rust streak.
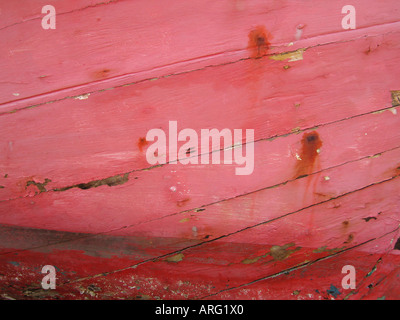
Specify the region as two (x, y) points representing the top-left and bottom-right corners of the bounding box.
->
(247, 26), (271, 59)
(294, 131), (323, 179)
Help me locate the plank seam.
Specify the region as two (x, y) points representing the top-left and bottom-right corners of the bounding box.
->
(2, 25), (400, 115)
(2, 173), (400, 294)
(0, 0), (120, 32)
(198, 227), (400, 300)
(1, 104), (397, 204)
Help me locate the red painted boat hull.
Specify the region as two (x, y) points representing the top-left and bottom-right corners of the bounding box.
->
(1, 0), (400, 300)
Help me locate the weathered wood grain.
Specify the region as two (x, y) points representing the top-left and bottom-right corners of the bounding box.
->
(2, 1), (400, 300)
(1, 29), (400, 202)
(1, 176), (398, 299)
(1, 0), (400, 108)
(0, 106), (399, 233)
(0, 0), (109, 30)
(206, 232), (400, 300)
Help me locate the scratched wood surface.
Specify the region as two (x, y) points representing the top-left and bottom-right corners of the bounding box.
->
(1, 0), (400, 300)
(2, 0), (400, 109)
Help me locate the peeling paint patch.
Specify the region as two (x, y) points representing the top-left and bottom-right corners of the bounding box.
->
(74, 93), (90, 100)
(54, 173), (129, 192)
(375, 107), (398, 115)
(165, 253), (184, 263)
(391, 91), (400, 106)
(327, 284), (341, 298)
(312, 246), (344, 254)
(270, 243), (298, 261)
(26, 178), (51, 194)
(269, 48), (305, 62)
(241, 252), (269, 264)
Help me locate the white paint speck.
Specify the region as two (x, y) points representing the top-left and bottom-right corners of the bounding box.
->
(170, 186), (176, 192)
(295, 28), (303, 40)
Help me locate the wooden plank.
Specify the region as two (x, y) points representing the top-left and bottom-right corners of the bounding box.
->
(0, 0), (107, 30)
(98, 176), (400, 299)
(1, 176), (398, 299)
(1, 1), (400, 107)
(1, 29), (400, 200)
(206, 232), (400, 300)
(0, 138), (399, 260)
(0, 107), (399, 232)
(1, 0), (400, 301)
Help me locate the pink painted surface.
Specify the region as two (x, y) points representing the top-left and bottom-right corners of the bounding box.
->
(0, 0), (400, 300)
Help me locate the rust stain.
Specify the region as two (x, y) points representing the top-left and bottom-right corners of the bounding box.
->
(247, 25), (271, 59)
(93, 69), (111, 79)
(364, 43), (381, 55)
(294, 131), (322, 179)
(138, 137), (149, 152)
(177, 198), (190, 207)
(342, 220), (350, 227)
(344, 233), (354, 244)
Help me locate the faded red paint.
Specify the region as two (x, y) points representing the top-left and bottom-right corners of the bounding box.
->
(1, 0), (400, 301)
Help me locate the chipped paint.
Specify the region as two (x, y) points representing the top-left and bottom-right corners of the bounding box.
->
(165, 253), (184, 263)
(269, 48), (305, 62)
(74, 93), (90, 100)
(391, 90), (400, 106)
